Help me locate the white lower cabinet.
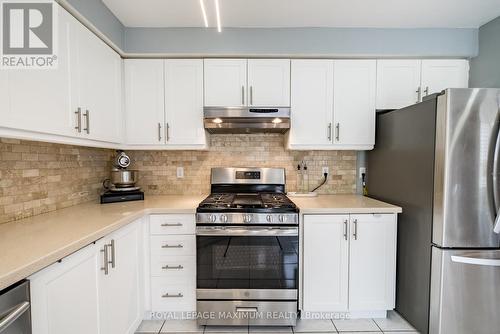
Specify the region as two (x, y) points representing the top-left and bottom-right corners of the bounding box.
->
(302, 213), (397, 314)
(29, 219), (144, 334)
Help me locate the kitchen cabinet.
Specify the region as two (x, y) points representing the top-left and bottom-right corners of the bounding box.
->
(288, 60), (376, 150)
(204, 59), (247, 107)
(124, 60), (165, 145)
(303, 214), (349, 311)
(247, 59), (290, 107)
(333, 60), (376, 147)
(376, 59), (469, 110)
(164, 59), (205, 146)
(30, 243), (101, 334)
(0, 8), (73, 137)
(302, 213), (397, 314)
(288, 60), (334, 147)
(70, 18), (123, 143)
(30, 220), (144, 334)
(420, 59), (469, 97)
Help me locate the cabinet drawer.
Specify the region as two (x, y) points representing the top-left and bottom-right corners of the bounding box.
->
(151, 278), (196, 312)
(150, 255), (196, 281)
(150, 214), (195, 235)
(150, 235), (195, 256)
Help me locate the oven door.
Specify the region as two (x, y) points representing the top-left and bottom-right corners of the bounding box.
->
(196, 226), (299, 300)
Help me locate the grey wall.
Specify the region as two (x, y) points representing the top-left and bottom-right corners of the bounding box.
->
(470, 16), (500, 88)
(124, 27), (478, 57)
(63, 0), (124, 49)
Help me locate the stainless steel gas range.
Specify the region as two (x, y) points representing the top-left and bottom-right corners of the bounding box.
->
(196, 167), (299, 326)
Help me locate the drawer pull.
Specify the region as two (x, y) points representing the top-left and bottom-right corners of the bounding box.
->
(161, 223), (183, 227)
(162, 293), (183, 298)
(162, 244), (184, 249)
(162, 265), (184, 270)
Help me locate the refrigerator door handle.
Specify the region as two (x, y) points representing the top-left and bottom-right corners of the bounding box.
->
(493, 118), (500, 234)
(452, 254), (500, 267)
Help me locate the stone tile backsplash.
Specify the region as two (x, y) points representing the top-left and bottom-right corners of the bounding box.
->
(0, 138), (113, 224)
(0, 134), (356, 224)
(129, 134), (356, 196)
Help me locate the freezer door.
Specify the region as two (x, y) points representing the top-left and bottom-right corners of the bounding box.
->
(433, 88), (500, 248)
(430, 247), (500, 334)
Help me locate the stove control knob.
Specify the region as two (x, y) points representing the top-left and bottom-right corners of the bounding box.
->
(220, 214), (228, 223)
(243, 214), (252, 223)
(208, 214), (217, 223)
(266, 215), (273, 223)
(278, 215), (287, 223)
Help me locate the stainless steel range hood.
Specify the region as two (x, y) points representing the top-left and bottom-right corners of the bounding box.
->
(204, 107), (290, 134)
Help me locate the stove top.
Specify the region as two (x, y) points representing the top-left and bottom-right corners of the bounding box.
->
(197, 192), (298, 213)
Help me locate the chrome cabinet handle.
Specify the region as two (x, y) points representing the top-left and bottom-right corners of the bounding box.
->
(250, 86), (253, 105)
(109, 239), (115, 269)
(0, 301), (30, 332)
(241, 86), (245, 105)
(162, 293), (183, 298)
(236, 307), (258, 313)
(343, 219), (348, 240)
(162, 244), (183, 248)
(161, 223), (183, 227)
(83, 110), (90, 134)
(416, 87), (421, 102)
(101, 244), (109, 275)
(353, 219), (358, 240)
(74, 108), (82, 133)
(335, 123), (340, 141)
(327, 123), (332, 141)
(158, 123), (162, 142)
(166, 123), (170, 142)
(162, 265), (184, 270)
(424, 86), (429, 96)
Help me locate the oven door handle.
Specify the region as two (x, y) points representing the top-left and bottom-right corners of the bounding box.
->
(0, 301), (30, 333)
(196, 226), (298, 236)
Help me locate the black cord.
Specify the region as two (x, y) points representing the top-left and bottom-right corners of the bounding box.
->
(311, 172), (328, 192)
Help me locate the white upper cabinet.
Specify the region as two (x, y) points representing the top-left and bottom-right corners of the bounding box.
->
(70, 18), (122, 143)
(349, 214), (397, 311)
(0, 8), (73, 137)
(289, 60), (334, 147)
(376, 60), (422, 110)
(164, 59), (206, 146)
(333, 60), (376, 147)
(247, 59), (290, 107)
(124, 60), (165, 145)
(420, 59), (469, 97)
(204, 59), (247, 107)
(303, 215), (349, 312)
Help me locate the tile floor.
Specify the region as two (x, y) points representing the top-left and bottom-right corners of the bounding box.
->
(135, 310), (419, 334)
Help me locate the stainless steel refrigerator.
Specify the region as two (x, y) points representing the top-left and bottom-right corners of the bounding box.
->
(367, 88), (500, 334)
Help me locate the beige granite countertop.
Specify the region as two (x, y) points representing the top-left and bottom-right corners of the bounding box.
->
(0, 194), (400, 290)
(291, 195), (402, 214)
(0, 195), (205, 290)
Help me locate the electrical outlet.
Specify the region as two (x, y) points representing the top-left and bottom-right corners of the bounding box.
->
(322, 166), (329, 175)
(359, 167), (366, 178)
(176, 167), (184, 178)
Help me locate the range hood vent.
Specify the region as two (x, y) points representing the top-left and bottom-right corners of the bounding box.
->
(204, 107), (290, 134)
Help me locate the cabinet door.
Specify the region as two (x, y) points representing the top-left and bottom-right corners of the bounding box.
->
(289, 60), (334, 147)
(421, 59), (469, 97)
(303, 214), (349, 312)
(99, 221), (143, 334)
(349, 214), (397, 311)
(247, 59), (290, 107)
(30, 244), (101, 334)
(376, 60), (422, 110)
(165, 59), (206, 146)
(71, 21), (122, 143)
(333, 60), (376, 147)
(124, 59), (165, 145)
(0, 8), (73, 137)
(204, 59), (247, 107)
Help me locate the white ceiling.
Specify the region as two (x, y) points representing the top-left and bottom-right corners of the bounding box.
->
(102, 0), (500, 29)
